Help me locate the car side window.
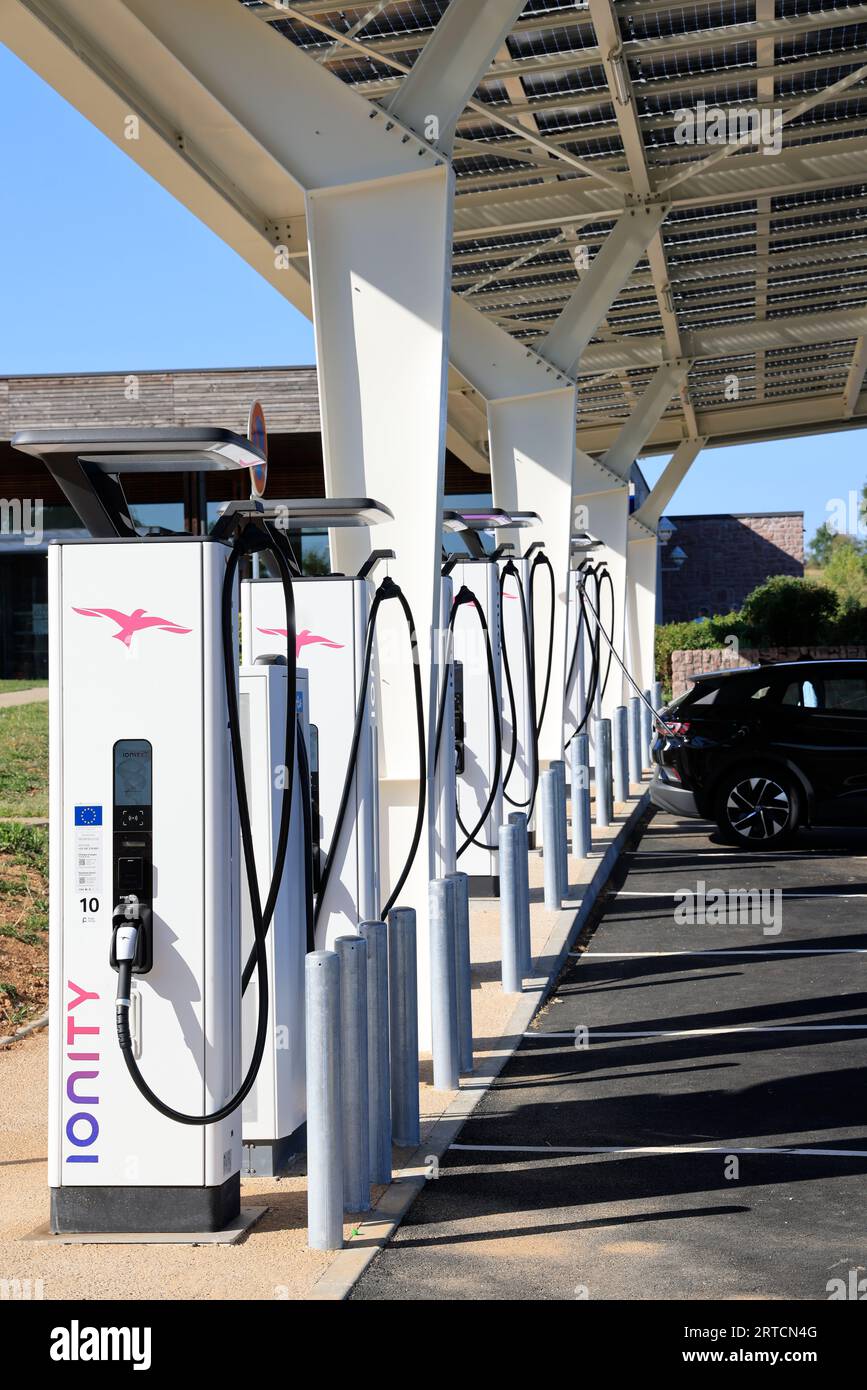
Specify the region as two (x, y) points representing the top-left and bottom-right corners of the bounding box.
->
(822, 677), (867, 713)
(780, 678), (819, 708)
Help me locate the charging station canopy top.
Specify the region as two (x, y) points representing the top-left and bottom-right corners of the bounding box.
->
(12, 426), (268, 540)
(12, 426), (266, 472)
(251, 498), (394, 528)
(442, 508), (540, 534)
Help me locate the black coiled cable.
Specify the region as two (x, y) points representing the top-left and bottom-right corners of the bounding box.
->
(117, 519), (297, 1125)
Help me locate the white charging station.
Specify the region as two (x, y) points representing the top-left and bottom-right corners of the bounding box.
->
(241, 498), (392, 947)
(239, 661), (309, 1175)
(14, 426), (287, 1235)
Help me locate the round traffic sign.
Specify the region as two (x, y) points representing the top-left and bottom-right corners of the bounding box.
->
(247, 400), (268, 498)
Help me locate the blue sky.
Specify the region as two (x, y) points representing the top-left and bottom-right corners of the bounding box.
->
(2, 42), (865, 545)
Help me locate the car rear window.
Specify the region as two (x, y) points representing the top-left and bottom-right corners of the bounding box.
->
(687, 674), (774, 707)
(778, 674), (867, 711)
(823, 677), (867, 712)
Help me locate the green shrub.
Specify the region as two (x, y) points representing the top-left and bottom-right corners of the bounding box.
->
(740, 575), (838, 646)
(654, 612), (747, 689)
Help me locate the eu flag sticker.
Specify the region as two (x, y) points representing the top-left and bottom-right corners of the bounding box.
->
(74, 806), (102, 827)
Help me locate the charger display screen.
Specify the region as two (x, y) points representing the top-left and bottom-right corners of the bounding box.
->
(114, 740), (152, 806)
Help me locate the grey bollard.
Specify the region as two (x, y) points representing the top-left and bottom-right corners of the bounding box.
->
(594, 718), (613, 828)
(570, 733), (592, 859)
(336, 935), (370, 1212)
(508, 812), (532, 975)
(541, 769), (565, 909)
(653, 680), (663, 713)
(628, 697), (642, 787)
(429, 878), (460, 1091)
(446, 871), (474, 1074)
(551, 760), (569, 893)
(498, 822), (523, 991)
(387, 907), (420, 1149)
(359, 921), (391, 1187)
(612, 705), (629, 805)
(305, 950), (343, 1251)
(641, 690), (653, 767)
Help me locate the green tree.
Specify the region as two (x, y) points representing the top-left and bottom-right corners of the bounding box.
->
(807, 520), (837, 568)
(822, 537), (867, 607)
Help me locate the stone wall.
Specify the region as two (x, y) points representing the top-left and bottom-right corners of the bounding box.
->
(661, 512), (804, 623)
(671, 646), (867, 698)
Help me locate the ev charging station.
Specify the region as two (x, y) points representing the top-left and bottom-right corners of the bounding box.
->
(441, 508), (535, 896)
(240, 499), (393, 948)
(498, 514), (543, 843)
(12, 426), (312, 1234)
(565, 536), (603, 744)
(239, 660), (309, 1176)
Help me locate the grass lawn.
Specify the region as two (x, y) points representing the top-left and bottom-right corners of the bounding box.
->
(0, 823), (48, 1028)
(0, 701), (48, 819)
(0, 679), (48, 692)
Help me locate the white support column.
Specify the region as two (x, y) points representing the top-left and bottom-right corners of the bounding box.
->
(628, 437), (705, 693)
(541, 205), (666, 376)
(451, 297), (577, 765)
(572, 451), (631, 725)
(487, 387), (579, 763)
(306, 166), (454, 1049)
(625, 520), (660, 699)
(388, 0), (528, 151)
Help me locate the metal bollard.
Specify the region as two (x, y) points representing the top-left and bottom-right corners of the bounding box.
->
(551, 760), (569, 894)
(305, 950), (343, 1252)
(387, 907), (420, 1149)
(336, 935), (369, 1212)
(541, 769), (565, 908)
(429, 878), (460, 1091)
(498, 822), (523, 991)
(612, 705), (629, 805)
(653, 680), (663, 713)
(641, 690), (653, 768)
(570, 733), (592, 858)
(508, 812), (532, 975)
(446, 871), (474, 1074)
(593, 718), (613, 828)
(359, 921), (391, 1187)
(628, 696), (642, 787)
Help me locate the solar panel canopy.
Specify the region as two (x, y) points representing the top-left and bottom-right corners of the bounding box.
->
(244, 0), (867, 457)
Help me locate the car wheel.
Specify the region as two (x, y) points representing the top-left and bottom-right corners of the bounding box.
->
(714, 766), (800, 849)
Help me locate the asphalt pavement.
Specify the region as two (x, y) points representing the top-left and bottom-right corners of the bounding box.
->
(352, 812), (867, 1300)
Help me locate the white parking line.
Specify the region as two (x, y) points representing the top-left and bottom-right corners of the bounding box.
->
(569, 948), (867, 957)
(526, 1024), (867, 1039)
(612, 890), (867, 899)
(450, 1142), (867, 1159)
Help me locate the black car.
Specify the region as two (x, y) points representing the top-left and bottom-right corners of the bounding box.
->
(650, 659), (867, 848)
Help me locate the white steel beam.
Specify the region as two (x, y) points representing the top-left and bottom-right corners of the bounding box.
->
(540, 204), (666, 376)
(843, 338), (867, 418)
(386, 0), (527, 152)
(576, 308), (867, 376)
(602, 361), (691, 481)
(632, 437), (706, 532)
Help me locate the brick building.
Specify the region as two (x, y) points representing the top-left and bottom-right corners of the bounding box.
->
(660, 512), (805, 623)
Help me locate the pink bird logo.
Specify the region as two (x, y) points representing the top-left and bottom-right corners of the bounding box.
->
(257, 626), (344, 658)
(73, 607), (192, 649)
